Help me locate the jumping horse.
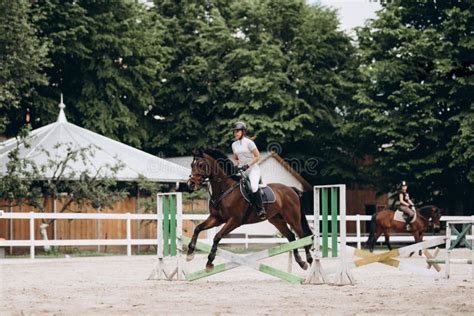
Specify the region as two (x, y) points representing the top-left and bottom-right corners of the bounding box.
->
(186, 148), (313, 272)
(366, 205), (442, 255)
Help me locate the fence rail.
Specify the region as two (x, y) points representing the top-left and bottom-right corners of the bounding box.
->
(0, 211), (472, 259)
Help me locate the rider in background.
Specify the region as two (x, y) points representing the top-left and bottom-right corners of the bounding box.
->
(231, 121), (266, 219)
(399, 181), (415, 230)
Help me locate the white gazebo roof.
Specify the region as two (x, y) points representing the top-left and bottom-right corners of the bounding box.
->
(0, 96), (189, 182)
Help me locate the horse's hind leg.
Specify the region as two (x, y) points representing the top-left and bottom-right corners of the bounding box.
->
(383, 229), (392, 251)
(370, 227), (383, 253)
(269, 216), (309, 270)
(409, 231), (423, 257)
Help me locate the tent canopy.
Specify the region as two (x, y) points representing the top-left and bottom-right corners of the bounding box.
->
(0, 97), (189, 182)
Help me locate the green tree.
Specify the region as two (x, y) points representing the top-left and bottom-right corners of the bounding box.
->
(147, 0), (237, 155)
(31, 0), (169, 148)
(150, 0), (358, 177)
(0, 0), (49, 136)
(352, 0), (473, 212)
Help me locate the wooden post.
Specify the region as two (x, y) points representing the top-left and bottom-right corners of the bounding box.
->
(126, 213), (131, 256)
(356, 214), (361, 249)
(472, 219), (474, 280)
(445, 223), (451, 279)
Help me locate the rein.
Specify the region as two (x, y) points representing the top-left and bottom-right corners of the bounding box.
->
(209, 182), (240, 209)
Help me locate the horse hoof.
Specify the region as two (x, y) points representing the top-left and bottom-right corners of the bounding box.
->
(206, 263), (214, 272)
(186, 253), (194, 261)
(301, 262), (309, 270)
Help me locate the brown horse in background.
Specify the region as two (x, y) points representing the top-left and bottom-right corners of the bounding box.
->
(186, 148), (313, 272)
(366, 205), (442, 255)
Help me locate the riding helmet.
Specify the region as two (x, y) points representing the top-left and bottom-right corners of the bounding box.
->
(232, 121), (247, 131)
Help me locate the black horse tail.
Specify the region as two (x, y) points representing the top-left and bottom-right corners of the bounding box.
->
(292, 187), (313, 237)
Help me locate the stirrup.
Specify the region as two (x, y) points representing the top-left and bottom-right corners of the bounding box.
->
(405, 223), (411, 231)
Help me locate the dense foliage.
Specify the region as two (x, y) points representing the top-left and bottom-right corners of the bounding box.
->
(0, 0), (472, 213)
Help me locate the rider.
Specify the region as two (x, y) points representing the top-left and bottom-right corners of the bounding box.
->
(231, 121), (266, 219)
(399, 181), (415, 230)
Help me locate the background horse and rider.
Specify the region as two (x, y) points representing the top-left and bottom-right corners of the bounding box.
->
(366, 205), (442, 255)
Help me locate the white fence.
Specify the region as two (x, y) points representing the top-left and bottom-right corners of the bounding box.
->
(0, 211), (472, 259)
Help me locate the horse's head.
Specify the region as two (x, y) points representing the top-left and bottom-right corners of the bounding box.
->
(187, 148), (213, 191)
(422, 205), (443, 233)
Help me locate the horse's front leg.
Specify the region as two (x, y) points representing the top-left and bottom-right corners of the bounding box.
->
(409, 231), (422, 257)
(206, 218), (240, 272)
(417, 232), (424, 256)
(187, 216), (222, 261)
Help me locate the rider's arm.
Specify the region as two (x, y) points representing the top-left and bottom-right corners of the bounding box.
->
(248, 148), (260, 167)
(407, 197), (415, 207)
(233, 154), (239, 166)
(399, 193), (410, 206)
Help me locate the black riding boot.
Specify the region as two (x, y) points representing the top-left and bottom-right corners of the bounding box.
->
(253, 189), (266, 219)
(405, 217), (412, 231)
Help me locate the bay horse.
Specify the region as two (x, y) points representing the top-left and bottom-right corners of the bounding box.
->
(186, 148), (313, 272)
(366, 205), (442, 255)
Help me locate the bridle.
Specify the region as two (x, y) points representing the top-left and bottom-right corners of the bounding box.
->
(188, 155), (242, 208)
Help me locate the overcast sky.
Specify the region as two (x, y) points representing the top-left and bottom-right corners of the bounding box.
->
(309, 0), (382, 34)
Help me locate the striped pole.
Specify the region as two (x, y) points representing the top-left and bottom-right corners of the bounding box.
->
(321, 188), (329, 257)
(149, 192), (186, 281)
(170, 194), (177, 256)
(163, 195), (170, 256)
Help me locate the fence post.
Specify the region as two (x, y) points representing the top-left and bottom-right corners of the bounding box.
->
(356, 214), (361, 249)
(126, 212), (131, 256)
(331, 187), (338, 257)
(445, 223), (451, 279)
(29, 212), (35, 259)
(471, 218), (474, 280)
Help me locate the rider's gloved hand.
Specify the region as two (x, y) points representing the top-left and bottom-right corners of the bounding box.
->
(240, 164), (249, 171)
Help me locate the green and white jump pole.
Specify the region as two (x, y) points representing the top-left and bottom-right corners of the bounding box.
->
(445, 220), (474, 280)
(305, 184), (354, 285)
(148, 192), (187, 281)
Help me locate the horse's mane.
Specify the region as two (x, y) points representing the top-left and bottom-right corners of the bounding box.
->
(201, 148), (238, 177)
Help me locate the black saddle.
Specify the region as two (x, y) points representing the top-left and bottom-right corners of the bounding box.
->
(239, 173), (276, 205)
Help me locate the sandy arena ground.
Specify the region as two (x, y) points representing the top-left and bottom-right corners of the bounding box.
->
(1, 249), (473, 315)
